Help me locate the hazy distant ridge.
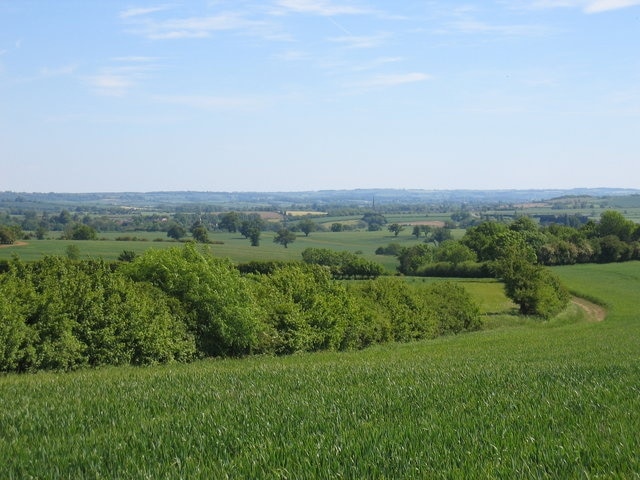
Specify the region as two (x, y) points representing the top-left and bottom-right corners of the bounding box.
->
(2, 188), (639, 208)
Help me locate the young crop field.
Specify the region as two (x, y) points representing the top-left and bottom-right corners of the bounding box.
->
(0, 230), (425, 271)
(1, 263), (639, 478)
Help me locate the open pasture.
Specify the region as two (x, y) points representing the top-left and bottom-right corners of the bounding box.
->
(0, 230), (426, 271)
(1, 263), (639, 478)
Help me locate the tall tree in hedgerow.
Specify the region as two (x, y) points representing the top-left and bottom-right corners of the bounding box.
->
(492, 231), (569, 318)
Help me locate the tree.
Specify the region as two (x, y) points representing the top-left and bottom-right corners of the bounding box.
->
(65, 244), (81, 260)
(492, 232), (569, 318)
(118, 250), (137, 262)
(595, 235), (630, 263)
(0, 226), (17, 245)
(298, 218), (317, 237)
(435, 240), (476, 266)
(460, 221), (509, 261)
(388, 223), (404, 237)
(57, 209), (72, 225)
(331, 223), (344, 232)
(66, 223), (97, 241)
(509, 216), (538, 233)
(597, 210), (635, 242)
(362, 213), (387, 231)
(248, 227), (261, 247)
(274, 229), (296, 248)
(396, 244), (436, 275)
(35, 226), (48, 240)
(412, 226), (421, 238)
(167, 224), (186, 240)
(428, 227), (453, 244)
(240, 215), (265, 239)
(191, 222), (209, 243)
(219, 212), (240, 233)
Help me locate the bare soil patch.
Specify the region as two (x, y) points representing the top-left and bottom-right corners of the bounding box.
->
(571, 296), (607, 322)
(0, 241), (28, 249)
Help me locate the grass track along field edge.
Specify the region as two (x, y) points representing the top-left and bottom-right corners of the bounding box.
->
(570, 296), (606, 322)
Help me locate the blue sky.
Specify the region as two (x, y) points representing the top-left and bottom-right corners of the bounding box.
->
(1, 0), (639, 193)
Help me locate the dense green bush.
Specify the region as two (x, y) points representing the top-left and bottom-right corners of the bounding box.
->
(422, 282), (482, 334)
(1, 246), (485, 373)
(375, 243), (402, 256)
(348, 278), (481, 342)
(121, 244), (262, 357)
(248, 264), (364, 353)
(349, 277), (437, 342)
(416, 261), (491, 278)
(236, 260), (298, 275)
(301, 247), (384, 279)
(491, 234), (570, 318)
(0, 257), (195, 372)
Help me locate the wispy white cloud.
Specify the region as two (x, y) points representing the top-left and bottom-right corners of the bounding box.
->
(584, 0), (640, 12)
(86, 57), (161, 96)
(119, 5), (174, 19)
(274, 0), (371, 16)
(350, 56), (403, 72)
(87, 74), (135, 97)
(273, 49), (309, 61)
(123, 11), (265, 39)
(529, 0), (640, 12)
(111, 56), (161, 63)
(329, 32), (389, 48)
(353, 72), (432, 89)
(447, 19), (549, 36)
(40, 64), (77, 77)
(152, 94), (270, 110)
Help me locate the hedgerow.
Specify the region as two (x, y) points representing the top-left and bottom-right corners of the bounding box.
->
(0, 245), (485, 372)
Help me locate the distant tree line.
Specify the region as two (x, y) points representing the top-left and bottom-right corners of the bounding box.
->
(390, 210), (639, 317)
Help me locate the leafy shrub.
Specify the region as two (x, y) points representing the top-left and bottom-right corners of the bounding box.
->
(349, 278), (439, 342)
(122, 244), (262, 357)
(0, 257), (195, 372)
(248, 264), (363, 354)
(375, 243), (402, 256)
(417, 261), (491, 278)
(302, 248), (384, 279)
(422, 282), (482, 334)
(236, 260), (298, 275)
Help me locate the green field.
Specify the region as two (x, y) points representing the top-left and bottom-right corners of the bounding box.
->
(1, 230), (428, 272)
(1, 263), (639, 477)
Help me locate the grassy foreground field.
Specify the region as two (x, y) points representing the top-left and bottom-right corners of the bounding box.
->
(1, 264), (639, 478)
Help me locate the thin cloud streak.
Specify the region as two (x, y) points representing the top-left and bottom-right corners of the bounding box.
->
(274, 0), (371, 16)
(40, 64), (77, 77)
(152, 94), (271, 110)
(529, 0), (640, 12)
(119, 5), (174, 18)
(86, 74), (134, 97)
(585, 0), (640, 12)
(329, 32), (390, 48)
(447, 19), (550, 36)
(123, 12), (267, 40)
(86, 58), (162, 96)
(353, 72), (432, 89)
